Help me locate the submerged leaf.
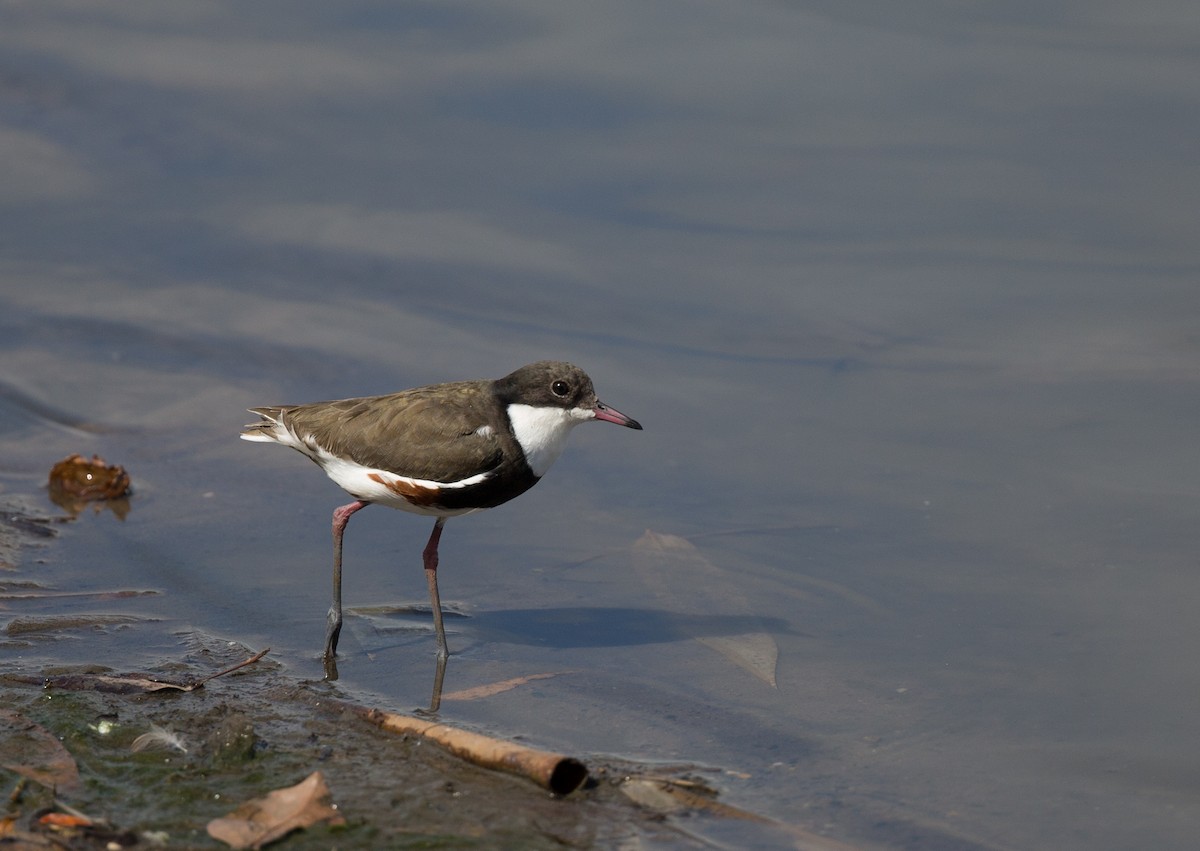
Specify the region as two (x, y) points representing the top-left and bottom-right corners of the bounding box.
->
(620, 775), (862, 850)
(619, 775), (767, 820)
(0, 709), (81, 794)
(696, 634), (779, 688)
(441, 671), (569, 701)
(632, 531), (779, 687)
(5, 614), (148, 636)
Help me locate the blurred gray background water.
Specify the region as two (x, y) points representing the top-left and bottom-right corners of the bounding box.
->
(2, 3), (1199, 848)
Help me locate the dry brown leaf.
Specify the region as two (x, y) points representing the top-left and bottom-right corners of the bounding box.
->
(54, 673), (198, 694)
(207, 770), (344, 849)
(441, 671), (568, 701)
(0, 709), (81, 794)
(632, 531), (779, 687)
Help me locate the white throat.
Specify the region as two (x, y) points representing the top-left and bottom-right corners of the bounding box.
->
(507, 403), (592, 477)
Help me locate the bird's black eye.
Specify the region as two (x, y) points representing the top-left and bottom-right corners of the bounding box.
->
(551, 380), (570, 397)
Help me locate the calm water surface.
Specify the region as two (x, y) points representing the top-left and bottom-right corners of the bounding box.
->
(2, 3), (1199, 848)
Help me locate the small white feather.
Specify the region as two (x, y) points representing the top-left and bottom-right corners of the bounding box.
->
(131, 725), (188, 754)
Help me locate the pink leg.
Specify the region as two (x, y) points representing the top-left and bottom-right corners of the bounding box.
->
(423, 517), (449, 659)
(325, 499), (369, 673)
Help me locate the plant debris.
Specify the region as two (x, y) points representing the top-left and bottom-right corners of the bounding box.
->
(632, 530), (780, 687)
(46, 453), (132, 518)
(345, 702), (589, 796)
(207, 770), (344, 849)
(441, 671), (571, 701)
(0, 709), (81, 794)
(1, 647), (270, 694)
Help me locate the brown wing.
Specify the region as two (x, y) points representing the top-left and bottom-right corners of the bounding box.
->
(278, 380), (509, 482)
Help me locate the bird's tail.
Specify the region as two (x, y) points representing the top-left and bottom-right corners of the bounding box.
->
(240, 407), (289, 443)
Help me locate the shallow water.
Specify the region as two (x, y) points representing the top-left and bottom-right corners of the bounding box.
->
(3, 3), (1200, 848)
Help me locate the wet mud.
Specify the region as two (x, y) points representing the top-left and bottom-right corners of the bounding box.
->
(0, 499), (825, 850)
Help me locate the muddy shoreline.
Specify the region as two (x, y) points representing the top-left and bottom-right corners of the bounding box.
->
(0, 499), (821, 850)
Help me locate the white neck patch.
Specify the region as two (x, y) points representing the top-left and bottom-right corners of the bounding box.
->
(507, 403), (592, 477)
